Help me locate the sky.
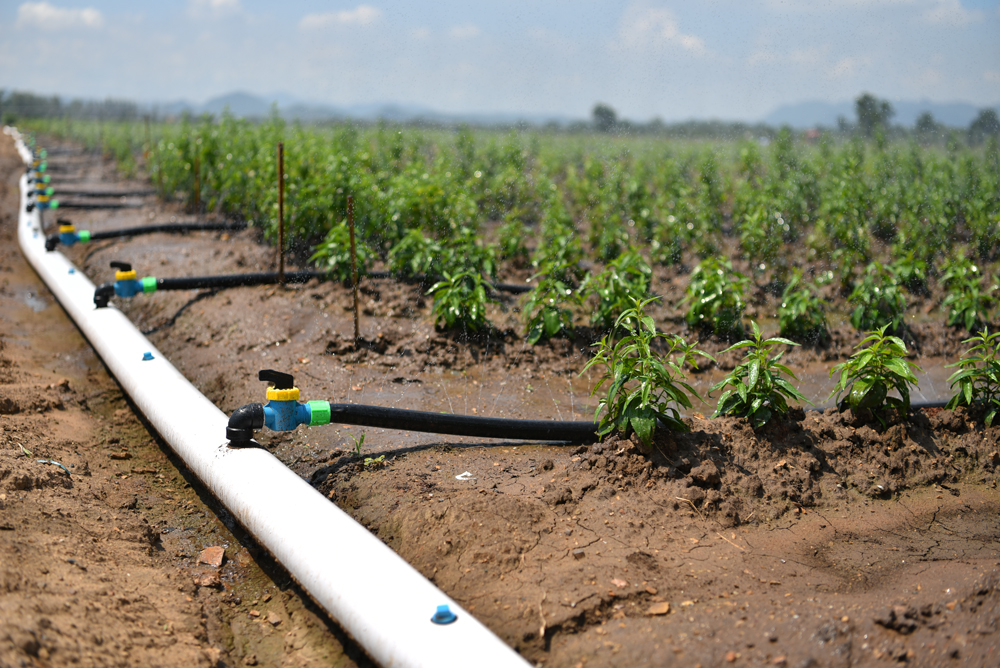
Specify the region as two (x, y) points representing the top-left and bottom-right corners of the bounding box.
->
(1, 0), (998, 122)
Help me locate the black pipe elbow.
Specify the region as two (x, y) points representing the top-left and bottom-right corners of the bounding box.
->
(226, 403), (265, 445)
(94, 282), (115, 308)
(45, 235), (59, 251)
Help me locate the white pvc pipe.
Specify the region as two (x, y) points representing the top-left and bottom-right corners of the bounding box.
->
(6, 127), (529, 668)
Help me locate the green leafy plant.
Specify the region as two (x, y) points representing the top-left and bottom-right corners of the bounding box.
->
(847, 262), (907, 333)
(497, 217), (530, 266)
(940, 256), (981, 288)
(388, 229), (442, 277)
(428, 269), (495, 332)
(778, 270), (829, 342)
(829, 325), (921, 416)
(738, 205), (783, 275)
(889, 251), (928, 295)
(363, 454), (386, 469)
(348, 432), (366, 459)
(582, 249), (652, 330)
(388, 226), (497, 280)
(522, 265), (582, 344)
(941, 267), (995, 332)
(945, 329), (1000, 425)
(710, 321), (810, 428)
(683, 257), (749, 339)
(310, 221), (375, 283)
(582, 297), (712, 445)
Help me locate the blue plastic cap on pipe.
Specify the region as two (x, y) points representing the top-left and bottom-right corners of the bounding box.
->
(431, 605), (457, 625)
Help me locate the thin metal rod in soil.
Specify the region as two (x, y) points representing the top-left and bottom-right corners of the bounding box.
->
(348, 194), (360, 342)
(277, 141), (285, 288)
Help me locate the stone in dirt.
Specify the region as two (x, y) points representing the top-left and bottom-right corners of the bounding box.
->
(193, 571), (222, 588)
(198, 545), (225, 567)
(646, 602), (671, 616)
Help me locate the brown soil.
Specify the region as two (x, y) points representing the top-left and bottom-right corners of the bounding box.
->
(0, 135), (369, 667)
(10, 133), (1000, 667)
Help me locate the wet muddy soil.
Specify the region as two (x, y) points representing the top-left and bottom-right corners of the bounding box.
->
(17, 134), (1000, 667)
(0, 134), (369, 667)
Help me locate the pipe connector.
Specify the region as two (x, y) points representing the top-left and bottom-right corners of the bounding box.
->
(93, 262), (158, 306)
(226, 402), (265, 445)
(226, 370), (332, 444)
(111, 261), (142, 298)
(94, 282), (115, 308)
(47, 221), (91, 251)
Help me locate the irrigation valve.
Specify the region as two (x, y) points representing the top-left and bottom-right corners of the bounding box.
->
(47, 220), (91, 251)
(93, 261), (157, 308)
(225, 370), (331, 446)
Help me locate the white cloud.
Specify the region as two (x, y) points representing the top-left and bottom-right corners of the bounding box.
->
(300, 5), (382, 30)
(16, 2), (103, 30)
(187, 0), (241, 18)
(985, 70), (1000, 84)
(921, 0), (980, 26)
(616, 3), (707, 55)
(449, 24), (481, 40)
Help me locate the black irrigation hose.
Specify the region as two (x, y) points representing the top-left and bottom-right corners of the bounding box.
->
(93, 270), (325, 307)
(155, 270), (324, 291)
(225, 401), (599, 444)
(491, 281), (532, 295)
(376, 271), (531, 295)
(806, 399), (949, 412)
(56, 200), (145, 210)
(94, 267), (533, 307)
(88, 220), (247, 238)
(54, 188), (157, 198)
(326, 403), (599, 442)
(46, 220), (248, 251)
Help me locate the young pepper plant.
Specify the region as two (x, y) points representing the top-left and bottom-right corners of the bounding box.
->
(522, 262), (583, 344)
(582, 297), (712, 446)
(945, 329), (1000, 426)
(711, 322), (810, 428)
(829, 325), (921, 417)
(428, 270), (495, 332)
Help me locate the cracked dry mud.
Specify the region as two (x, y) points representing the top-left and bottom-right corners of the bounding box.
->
(11, 133), (1000, 667)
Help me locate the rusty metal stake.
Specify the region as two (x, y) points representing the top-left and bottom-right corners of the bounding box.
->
(277, 141), (285, 287)
(348, 194), (360, 342)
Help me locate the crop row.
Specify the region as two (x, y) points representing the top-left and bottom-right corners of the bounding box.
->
(27, 116), (1000, 342)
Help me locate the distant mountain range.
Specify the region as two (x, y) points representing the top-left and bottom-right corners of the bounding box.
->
(763, 99), (999, 129)
(150, 91), (999, 129)
(153, 91), (573, 126)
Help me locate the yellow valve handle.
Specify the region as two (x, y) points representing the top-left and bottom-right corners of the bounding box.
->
(267, 387), (300, 401)
(114, 270), (137, 281)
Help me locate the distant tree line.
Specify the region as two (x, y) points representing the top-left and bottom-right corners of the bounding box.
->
(831, 92), (999, 146)
(0, 90), (140, 124)
(589, 96), (998, 145)
(3, 87), (997, 146)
